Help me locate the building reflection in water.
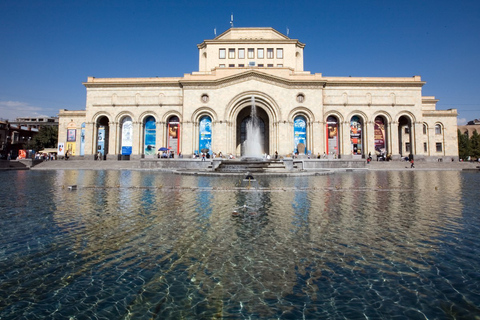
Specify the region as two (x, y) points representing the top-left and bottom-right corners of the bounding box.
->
(41, 170), (467, 318)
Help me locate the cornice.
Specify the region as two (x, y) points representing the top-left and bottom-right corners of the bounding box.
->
(325, 81), (425, 88)
(180, 70), (326, 89)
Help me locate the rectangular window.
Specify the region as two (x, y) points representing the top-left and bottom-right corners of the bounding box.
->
(248, 48), (254, 59)
(219, 64), (225, 68)
(405, 127), (410, 134)
(228, 64), (235, 67)
(436, 142), (443, 152)
(267, 64), (274, 67)
(267, 48), (274, 59)
(405, 142), (410, 152)
(257, 48), (264, 59)
(277, 48), (283, 59)
(249, 61), (255, 67)
(228, 48), (235, 59)
(238, 64), (245, 67)
(423, 125), (427, 134)
(277, 64), (283, 67)
(435, 125), (442, 134)
(424, 142), (427, 152)
(219, 48), (226, 59)
(258, 64), (264, 67)
(238, 48), (245, 59)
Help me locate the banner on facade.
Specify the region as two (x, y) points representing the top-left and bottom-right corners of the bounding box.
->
(374, 118), (386, 154)
(199, 116), (212, 153)
(144, 117), (156, 155)
(121, 118), (133, 155)
(58, 142), (65, 156)
(294, 117), (306, 154)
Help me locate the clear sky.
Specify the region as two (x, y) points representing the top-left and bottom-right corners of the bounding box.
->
(1, 0), (478, 124)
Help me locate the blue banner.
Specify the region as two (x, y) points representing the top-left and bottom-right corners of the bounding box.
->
(294, 116), (306, 154)
(80, 123), (85, 156)
(199, 116), (212, 153)
(144, 116), (156, 155)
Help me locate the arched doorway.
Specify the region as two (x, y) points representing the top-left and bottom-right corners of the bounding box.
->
(374, 116), (388, 158)
(350, 115), (364, 157)
(96, 116), (109, 160)
(167, 116), (180, 155)
(294, 115), (307, 155)
(199, 115), (212, 155)
(398, 116), (412, 157)
(326, 115), (340, 157)
(120, 116), (133, 157)
(143, 116), (156, 156)
(236, 106), (269, 157)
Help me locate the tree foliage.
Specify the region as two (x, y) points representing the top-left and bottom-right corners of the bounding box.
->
(470, 130), (480, 160)
(458, 129), (471, 160)
(25, 126), (58, 152)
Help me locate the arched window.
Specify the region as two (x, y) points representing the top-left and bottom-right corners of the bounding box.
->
(294, 115), (307, 154)
(144, 116), (156, 155)
(435, 124), (442, 135)
(199, 115), (212, 154)
(350, 115), (363, 156)
(121, 116), (133, 155)
(326, 116), (339, 156)
(423, 124), (427, 135)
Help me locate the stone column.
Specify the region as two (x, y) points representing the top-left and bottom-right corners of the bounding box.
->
(85, 122), (95, 158)
(390, 121), (399, 159)
(132, 121), (141, 158)
(107, 121), (118, 160)
(366, 120), (375, 157)
(341, 120), (351, 159)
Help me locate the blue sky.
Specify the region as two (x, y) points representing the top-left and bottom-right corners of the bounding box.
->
(1, 0), (478, 124)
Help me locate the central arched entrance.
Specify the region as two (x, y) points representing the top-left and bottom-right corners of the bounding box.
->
(236, 105), (269, 156)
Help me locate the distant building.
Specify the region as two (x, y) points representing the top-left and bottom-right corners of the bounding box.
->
(9, 116), (58, 130)
(458, 118), (480, 137)
(0, 119), (36, 159)
(58, 27), (458, 161)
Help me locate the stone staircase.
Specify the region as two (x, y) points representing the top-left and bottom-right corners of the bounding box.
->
(0, 160), (29, 170)
(214, 160), (287, 173)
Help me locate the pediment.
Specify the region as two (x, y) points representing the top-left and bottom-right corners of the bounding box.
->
(181, 69), (325, 89)
(215, 27), (289, 41)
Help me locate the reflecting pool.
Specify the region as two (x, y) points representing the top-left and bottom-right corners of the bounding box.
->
(1, 170), (479, 319)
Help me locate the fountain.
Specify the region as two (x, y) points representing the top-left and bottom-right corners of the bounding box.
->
(242, 96), (263, 159)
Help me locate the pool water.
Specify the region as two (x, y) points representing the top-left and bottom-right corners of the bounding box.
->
(0, 170), (479, 319)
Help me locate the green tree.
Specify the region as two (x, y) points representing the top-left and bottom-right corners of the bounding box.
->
(25, 126), (58, 152)
(470, 130), (480, 160)
(458, 129), (471, 160)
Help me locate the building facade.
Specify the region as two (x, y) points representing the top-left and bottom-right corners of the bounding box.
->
(58, 28), (458, 161)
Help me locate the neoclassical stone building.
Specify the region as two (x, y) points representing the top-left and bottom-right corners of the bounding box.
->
(58, 27), (458, 161)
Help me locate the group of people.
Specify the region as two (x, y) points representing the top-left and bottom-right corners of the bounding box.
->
(157, 151), (179, 159)
(35, 152), (56, 161)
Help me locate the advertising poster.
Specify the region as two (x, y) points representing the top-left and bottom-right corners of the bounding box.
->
(327, 122), (338, 155)
(199, 116), (212, 153)
(144, 117), (156, 155)
(97, 127), (105, 155)
(121, 117), (133, 155)
(168, 123), (179, 153)
(66, 142), (76, 155)
(374, 118), (386, 154)
(350, 116), (362, 155)
(57, 142), (65, 156)
(294, 117), (306, 154)
(67, 129), (76, 142)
